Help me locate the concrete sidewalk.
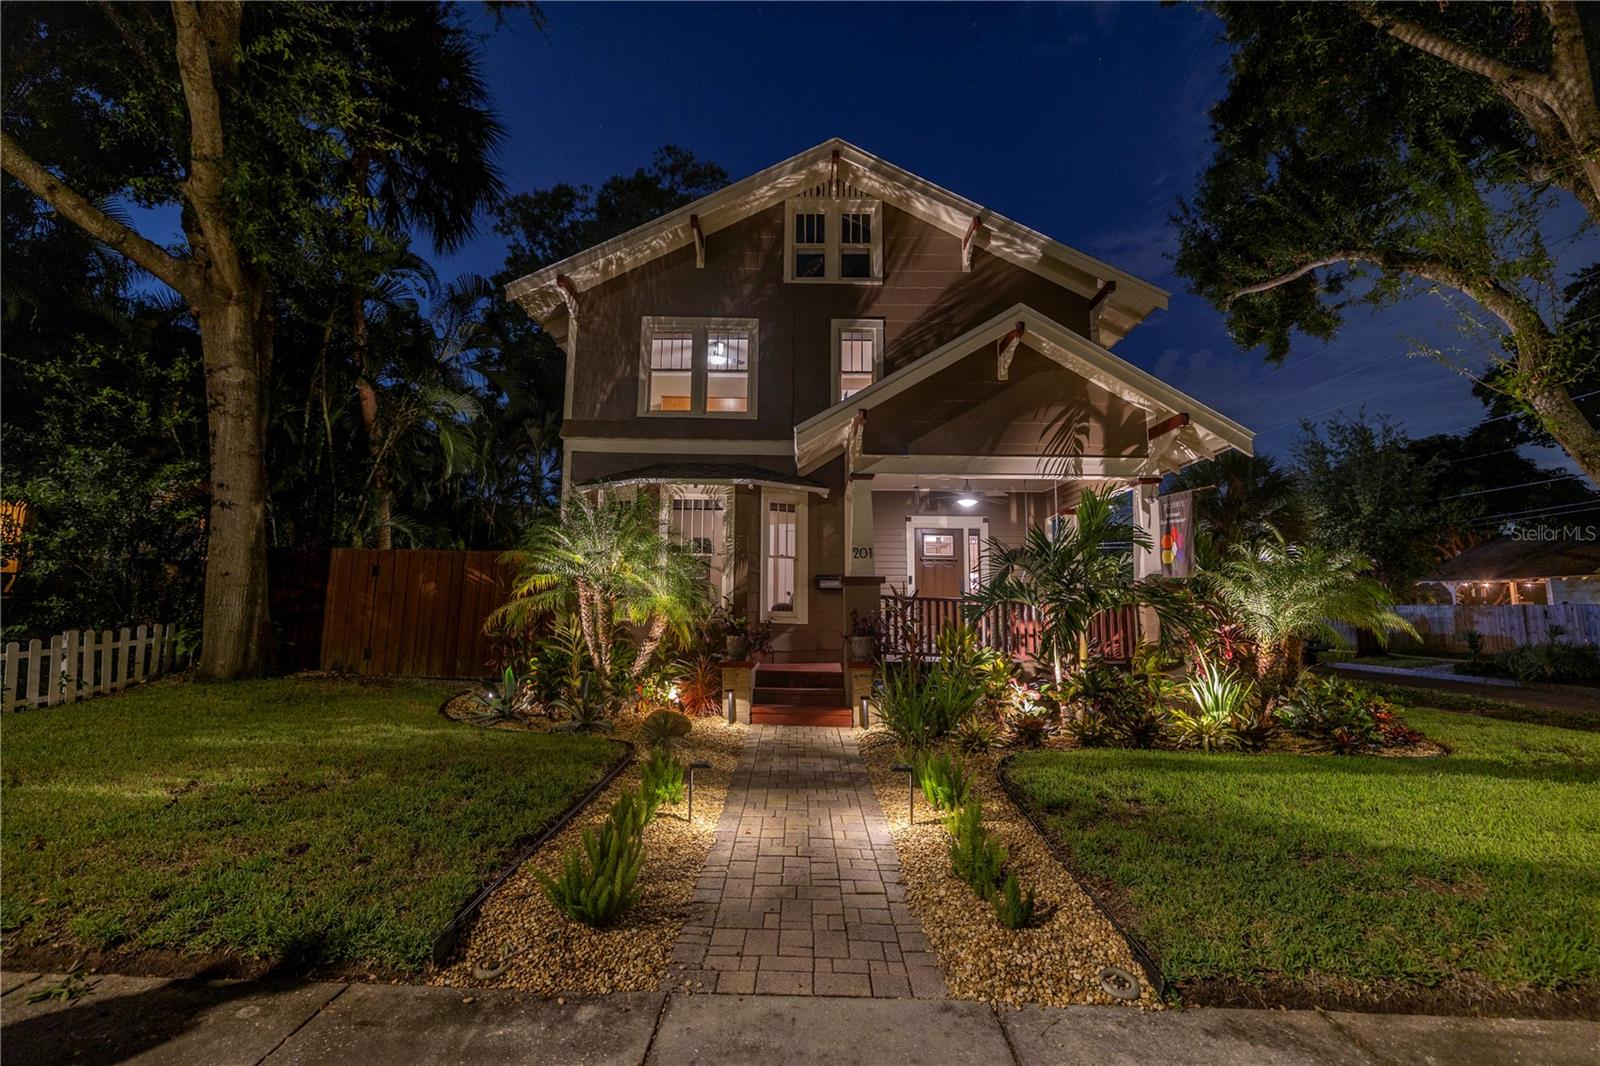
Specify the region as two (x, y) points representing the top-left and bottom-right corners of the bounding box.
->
(3, 971), (1596, 1065)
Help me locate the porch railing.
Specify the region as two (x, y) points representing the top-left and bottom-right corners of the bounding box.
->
(880, 595), (1139, 663)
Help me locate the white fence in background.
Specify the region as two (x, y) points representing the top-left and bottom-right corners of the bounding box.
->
(2, 624), (187, 712)
(1330, 604), (1600, 654)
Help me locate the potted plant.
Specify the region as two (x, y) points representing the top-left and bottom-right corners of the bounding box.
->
(846, 609), (880, 662)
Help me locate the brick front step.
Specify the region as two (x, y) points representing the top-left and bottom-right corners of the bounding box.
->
(750, 704), (855, 727)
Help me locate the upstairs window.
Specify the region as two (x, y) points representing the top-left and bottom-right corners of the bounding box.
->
(832, 318), (884, 401)
(785, 198), (882, 283)
(639, 317), (758, 417)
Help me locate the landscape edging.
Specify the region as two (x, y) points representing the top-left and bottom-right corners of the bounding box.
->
(993, 753), (1166, 1000)
(428, 736), (636, 968)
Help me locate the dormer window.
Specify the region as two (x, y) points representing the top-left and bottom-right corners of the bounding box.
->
(785, 198), (882, 283)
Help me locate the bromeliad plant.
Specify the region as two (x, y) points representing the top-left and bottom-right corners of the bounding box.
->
(1168, 658), (1254, 753)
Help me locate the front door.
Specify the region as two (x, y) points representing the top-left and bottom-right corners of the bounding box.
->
(914, 528), (962, 598)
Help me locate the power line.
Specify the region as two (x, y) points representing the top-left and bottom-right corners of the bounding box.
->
(1439, 473), (1591, 501)
(1465, 499), (1600, 527)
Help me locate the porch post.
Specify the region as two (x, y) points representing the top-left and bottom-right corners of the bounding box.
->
(843, 472), (880, 725)
(1132, 478), (1161, 645)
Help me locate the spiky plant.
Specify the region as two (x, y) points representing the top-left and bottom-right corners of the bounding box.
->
(1201, 543), (1415, 698)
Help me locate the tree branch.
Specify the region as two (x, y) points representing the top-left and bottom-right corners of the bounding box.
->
(1358, 5), (1553, 103)
(0, 127), (196, 296)
(1223, 255), (1360, 307)
(170, 0), (245, 294)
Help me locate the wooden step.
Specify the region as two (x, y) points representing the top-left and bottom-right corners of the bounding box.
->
(754, 686), (847, 705)
(755, 666), (842, 690)
(751, 704), (855, 727)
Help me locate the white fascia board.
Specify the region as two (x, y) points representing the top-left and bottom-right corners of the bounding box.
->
(563, 436), (795, 456)
(794, 304), (1254, 467)
(855, 455), (1154, 479)
(505, 138), (1169, 332)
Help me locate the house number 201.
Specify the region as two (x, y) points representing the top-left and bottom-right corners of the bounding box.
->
(852, 547), (873, 559)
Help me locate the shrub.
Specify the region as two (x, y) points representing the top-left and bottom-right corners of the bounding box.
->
(640, 708), (692, 748)
(640, 747), (686, 821)
(953, 713), (1000, 754)
(1458, 635), (1600, 686)
(1005, 706), (1059, 749)
(876, 659), (980, 749)
(946, 799), (1006, 894)
(1276, 674), (1385, 754)
(915, 752), (971, 812)
(537, 790), (646, 926)
(992, 871), (1038, 929)
(674, 657), (722, 716)
(1166, 705), (1243, 752)
(1061, 661), (1169, 749)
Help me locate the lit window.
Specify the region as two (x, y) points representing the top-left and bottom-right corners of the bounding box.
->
(785, 199), (882, 283)
(669, 491), (728, 593)
(832, 319), (884, 401)
(639, 317), (758, 417)
(762, 491), (808, 622)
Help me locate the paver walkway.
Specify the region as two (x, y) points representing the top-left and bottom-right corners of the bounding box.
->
(665, 725), (946, 999)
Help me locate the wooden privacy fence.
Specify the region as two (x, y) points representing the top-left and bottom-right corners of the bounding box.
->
(1330, 603), (1600, 654)
(882, 595), (1139, 663)
(318, 549), (511, 678)
(3, 624), (186, 712)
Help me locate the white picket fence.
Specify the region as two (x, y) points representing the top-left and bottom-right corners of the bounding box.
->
(2, 624), (187, 712)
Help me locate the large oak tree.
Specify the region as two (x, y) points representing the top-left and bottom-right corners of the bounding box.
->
(1177, 2), (1600, 484)
(2, 2), (505, 676)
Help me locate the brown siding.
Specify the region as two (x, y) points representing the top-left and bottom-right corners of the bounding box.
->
(565, 205), (1092, 442)
(863, 343), (1147, 459)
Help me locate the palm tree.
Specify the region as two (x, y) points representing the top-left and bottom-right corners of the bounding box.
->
(491, 493), (709, 696)
(967, 489), (1183, 686)
(1202, 543), (1415, 697)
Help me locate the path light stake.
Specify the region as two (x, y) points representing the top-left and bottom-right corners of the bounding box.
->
(688, 761), (711, 824)
(891, 762), (914, 824)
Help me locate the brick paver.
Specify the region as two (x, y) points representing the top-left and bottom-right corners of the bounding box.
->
(666, 725), (946, 998)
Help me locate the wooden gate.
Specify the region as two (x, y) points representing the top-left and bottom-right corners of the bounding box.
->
(318, 549), (511, 678)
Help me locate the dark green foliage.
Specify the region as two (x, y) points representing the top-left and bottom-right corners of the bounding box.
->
(1163, 452), (1307, 550)
(537, 790), (647, 927)
(1458, 634), (1600, 686)
(992, 872), (1039, 930)
(554, 691), (615, 734)
(875, 660), (979, 750)
(914, 752), (971, 813)
(1276, 675), (1387, 754)
(639, 747), (686, 822)
(1061, 663), (1169, 750)
(640, 709), (693, 749)
(953, 713), (1001, 754)
(946, 799), (1006, 895)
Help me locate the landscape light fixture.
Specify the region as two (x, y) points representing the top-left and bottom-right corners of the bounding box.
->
(956, 480), (979, 508)
(688, 761), (712, 823)
(891, 762), (915, 824)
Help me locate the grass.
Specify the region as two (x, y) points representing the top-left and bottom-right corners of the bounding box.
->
(0, 677), (617, 972)
(1007, 708), (1600, 1000)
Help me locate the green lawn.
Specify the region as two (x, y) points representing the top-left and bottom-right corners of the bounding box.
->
(1, 678), (616, 972)
(1007, 708), (1600, 999)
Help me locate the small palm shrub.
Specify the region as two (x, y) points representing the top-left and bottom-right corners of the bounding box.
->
(640, 708), (692, 748)
(640, 747), (686, 821)
(946, 799), (1006, 894)
(992, 871), (1039, 930)
(537, 790), (646, 926)
(914, 752), (971, 812)
(953, 713), (1000, 754)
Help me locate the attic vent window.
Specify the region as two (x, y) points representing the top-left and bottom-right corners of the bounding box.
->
(785, 198), (882, 283)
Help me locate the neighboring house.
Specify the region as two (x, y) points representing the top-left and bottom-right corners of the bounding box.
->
(506, 139), (1251, 718)
(1419, 537), (1600, 606)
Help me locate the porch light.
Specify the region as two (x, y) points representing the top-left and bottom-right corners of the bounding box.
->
(956, 480), (978, 508)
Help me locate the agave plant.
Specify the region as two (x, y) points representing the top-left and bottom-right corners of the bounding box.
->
(461, 665), (523, 725)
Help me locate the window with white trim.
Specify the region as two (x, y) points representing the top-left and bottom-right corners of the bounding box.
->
(639, 317), (757, 417)
(832, 318), (884, 401)
(784, 198), (882, 283)
(761, 490), (809, 623)
(667, 489), (730, 595)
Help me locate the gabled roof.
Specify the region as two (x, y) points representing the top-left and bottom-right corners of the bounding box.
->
(793, 304), (1253, 475)
(506, 138), (1170, 346)
(1428, 536), (1600, 582)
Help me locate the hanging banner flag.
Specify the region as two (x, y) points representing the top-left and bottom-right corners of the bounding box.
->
(1159, 490), (1193, 578)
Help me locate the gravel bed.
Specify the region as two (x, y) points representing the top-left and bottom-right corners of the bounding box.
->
(858, 731), (1160, 1010)
(432, 715), (747, 996)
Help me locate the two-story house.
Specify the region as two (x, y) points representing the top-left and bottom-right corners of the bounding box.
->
(507, 139), (1252, 724)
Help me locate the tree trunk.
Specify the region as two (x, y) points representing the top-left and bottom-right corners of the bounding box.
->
(629, 614), (669, 681)
(195, 288), (273, 679)
(1523, 376), (1600, 486)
